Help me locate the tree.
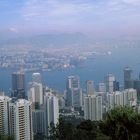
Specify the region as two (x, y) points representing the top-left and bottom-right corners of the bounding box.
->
(49, 107), (140, 140)
(56, 117), (76, 140)
(100, 106), (140, 140)
(76, 120), (97, 140)
(6, 135), (14, 140)
(48, 122), (58, 140)
(0, 135), (14, 140)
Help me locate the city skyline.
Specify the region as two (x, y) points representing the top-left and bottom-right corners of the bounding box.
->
(1, 0), (140, 139)
(0, 66), (140, 139)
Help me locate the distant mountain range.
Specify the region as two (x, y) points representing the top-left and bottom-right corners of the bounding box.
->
(0, 32), (92, 48)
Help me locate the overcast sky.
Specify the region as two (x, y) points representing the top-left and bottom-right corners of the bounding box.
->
(0, 0), (140, 36)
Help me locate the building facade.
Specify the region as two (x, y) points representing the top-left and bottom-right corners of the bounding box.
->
(9, 99), (33, 140)
(11, 72), (25, 99)
(44, 93), (59, 136)
(84, 95), (102, 121)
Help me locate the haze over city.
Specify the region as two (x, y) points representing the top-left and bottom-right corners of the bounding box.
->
(1, 0), (140, 37)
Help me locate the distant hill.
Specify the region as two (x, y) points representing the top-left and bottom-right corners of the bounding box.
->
(0, 32), (92, 48)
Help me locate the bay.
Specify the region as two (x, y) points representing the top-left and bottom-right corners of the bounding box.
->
(0, 46), (140, 95)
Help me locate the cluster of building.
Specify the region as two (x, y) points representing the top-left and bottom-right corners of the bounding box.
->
(64, 67), (140, 121)
(0, 47), (89, 71)
(0, 67), (140, 140)
(0, 72), (59, 140)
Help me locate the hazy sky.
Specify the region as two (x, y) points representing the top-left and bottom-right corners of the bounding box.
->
(0, 0), (140, 36)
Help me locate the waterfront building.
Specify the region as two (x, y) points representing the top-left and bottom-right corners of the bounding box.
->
(66, 76), (82, 108)
(124, 67), (133, 89)
(28, 82), (43, 109)
(105, 74), (115, 93)
(98, 82), (106, 92)
(32, 73), (42, 83)
(11, 72), (25, 99)
(86, 80), (95, 95)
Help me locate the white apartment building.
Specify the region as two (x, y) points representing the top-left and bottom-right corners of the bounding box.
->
(84, 95), (102, 121)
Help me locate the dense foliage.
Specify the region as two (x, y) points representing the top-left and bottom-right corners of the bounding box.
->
(0, 135), (14, 140)
(100, 106), (140, 140)
(47, 106), (140, 140)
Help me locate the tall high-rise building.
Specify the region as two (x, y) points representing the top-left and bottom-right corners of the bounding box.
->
(32, 110), (45, 134)
(133, 79), (140, 101)
(105, 74), (115, 93)
(124, 67), (132, 81)
(86, 80), (94, 95)
(84, 95), (102, 121)
(66, 76), (82, 108)
(0, 91), (5, 96)
(32, 73), (42, 83)
(107, 91), (124, 110)
(66, 76), (80, 89)
(44, 93), (59, 136)
(71, 88), (82, 108)
(124, 67), (133, 89)
(124, 88), (137, 107)
(0, 96), (11, 135)
(107, 89), (137, 111)
(96, 96), (103, 120)
(107, 93), (114, 110)
(114, 91), (124, 107)
(9, 99), (33, 140)
(98, 82), (106, 92)
(0, 96), (33, 140)
(113, 81), (120, 91)
(28, 82), (43, 109)
(12, 72), (25, 99)
(57, 95), (65, 109)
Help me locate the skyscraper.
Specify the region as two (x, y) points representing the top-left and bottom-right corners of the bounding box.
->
(0, 96), (11, 135)
(107, 93), (114, 110)
(0, 95), (33, 140)
(84, 95), (102, 121)
(66, 76), (80, 89)
(133, 79), (140, 101)
(125, 88), (137, 107)
(98, 82), (106, 92)
(44, 93), (59, 136)
(124, 67), (132, 81)
(113, 81), (120, 91)
(12, 72), (25, 99)
(32, 110), (45, 134)
(66, 76), (82, 108)
(28, 72), (43, 109)
(124, 67), (133, 89)
(28, 82), (43, 109)
(9, 99), (33, 140)
(114, 91), (124, 107)
(32, 73), (42, 83)
(86, 80), (94, 95)
(107, 89), (137, 111)
(105, 74), (115, 93)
